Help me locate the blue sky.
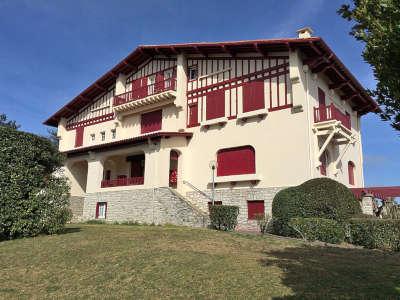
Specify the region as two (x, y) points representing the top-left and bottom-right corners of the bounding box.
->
(0, 0), (399, 187)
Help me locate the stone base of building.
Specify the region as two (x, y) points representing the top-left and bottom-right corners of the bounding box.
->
(69, 196), (84, 222)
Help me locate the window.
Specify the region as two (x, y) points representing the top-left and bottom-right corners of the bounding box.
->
(247, 201), (264, 220)
(141, 110), (162, 134)
(100, 131), (105, 141)
(243, 80), (265, 113)
(111, 129), (116, 139)
(90, 134), (95, 141)
(95, 202), (107, 219)
(188, 103), (198, 126)
(188, 66), (198, 81)
(206, 89), (225, 120)
(348, 161), (355, 185)
(74, 127), (84, 148)
(217, 146), (255, 176)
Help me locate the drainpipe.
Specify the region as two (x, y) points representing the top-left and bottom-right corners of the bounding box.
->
(303, 64), (314, 178)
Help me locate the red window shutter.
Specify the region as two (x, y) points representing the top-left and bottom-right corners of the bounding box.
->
(247, 201), (265, 220)
(155, 72), (165, 93)
(132, 78), (141, 92)
(95, 202), (99, 219)
(348, 161), (355, 185)
(141, 110), (162, 134)
(189, 103), (198, 126)
(217, 146), (255, 176)
(141, 76), (148, 98)
(75, 127), (84, 148)
(243, 80), (265, 113)
(318, 88), (326, 106)
(206, 89), (225, 120)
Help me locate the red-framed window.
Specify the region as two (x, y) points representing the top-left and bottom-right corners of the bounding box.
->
(206, 89), (225, 120)
(188, 103), (198, 126)
(243, 80), (265, 113)
(348, 161), (355, 186)
(141, 110), (162, 134)
(217, 146), (255, 176)
(247, 200), (264, 220)
(95, 202), (107, 219)
(75, 126), (84, 148)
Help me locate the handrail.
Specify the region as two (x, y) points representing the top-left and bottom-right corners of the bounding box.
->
(313, 104), (351, 130)
(182, 180), (213, 202)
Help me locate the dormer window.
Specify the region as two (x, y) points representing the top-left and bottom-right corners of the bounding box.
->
(111, 129), (116, 139)
(188, 66), (198, 81)
(100, 131), (105, 141)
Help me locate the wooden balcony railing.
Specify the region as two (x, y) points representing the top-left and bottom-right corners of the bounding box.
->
(113, 78), (176, 107)
(314, 104), (351, 130)
(101, 176), (144, 188)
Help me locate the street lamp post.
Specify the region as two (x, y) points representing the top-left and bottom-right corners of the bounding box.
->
(209, 161), (217, 206)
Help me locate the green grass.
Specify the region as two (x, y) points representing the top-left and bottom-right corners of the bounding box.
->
(0, 224), (399, 299)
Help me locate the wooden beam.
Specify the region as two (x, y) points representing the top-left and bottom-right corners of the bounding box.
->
(253, 43), (268, 57)
(94, 83), (106, 92)
(341, 92), (358, 101)
(329, 81), (348, 90)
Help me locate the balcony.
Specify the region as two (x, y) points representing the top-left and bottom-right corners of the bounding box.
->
(101, 176), (144, 188)
(113, 78), (177, 115)
(313, 104), (351, 130)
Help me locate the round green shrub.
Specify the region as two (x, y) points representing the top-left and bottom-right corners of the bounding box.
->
(289, 217), (345, 244)
(209, 205), (239, 231)
(272, 178), (361, 236)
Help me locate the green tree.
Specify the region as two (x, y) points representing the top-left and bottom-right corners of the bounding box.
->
(0, 113), (19, 129)
(0, 125), (71, 239)
(338, 1), (400, 130)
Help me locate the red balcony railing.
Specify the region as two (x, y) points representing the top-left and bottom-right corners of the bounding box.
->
(101, 176), (144, 188)
(314, 104), (351, 130)
(113, 78), (176, 107)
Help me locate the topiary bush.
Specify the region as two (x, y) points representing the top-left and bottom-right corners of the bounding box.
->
(209, 205), (239, 231)
(347, 219), (400, 251)
(272, 178), (361, 236)
(0, 125), (71, 239)
(289, 217), (345, 244)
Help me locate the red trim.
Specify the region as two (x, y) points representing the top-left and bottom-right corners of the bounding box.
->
(228, 116), (237, 120)
(101, 177), (144, 188)
(351, 186), (400, 200)
(67, 113), (114, 130)
(247, 200), (265, 220)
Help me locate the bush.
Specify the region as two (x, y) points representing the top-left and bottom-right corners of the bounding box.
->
(209, 205), (239, 231)
(289, 217), (345, 244)
(347, 219), (400, 251)
(0, 126), (71, 239)
(272, 178), (361, 236)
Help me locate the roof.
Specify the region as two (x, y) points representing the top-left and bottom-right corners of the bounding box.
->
(64, 131), (192, 157)
(351, 186), (400, 200)
(44, 37), (380, 127)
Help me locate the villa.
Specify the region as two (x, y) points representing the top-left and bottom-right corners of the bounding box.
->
(45, 28), (383, 226)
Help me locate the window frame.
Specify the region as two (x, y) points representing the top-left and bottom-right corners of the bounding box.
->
(188, 66), (198, 81)
(96, 202), (107, 219)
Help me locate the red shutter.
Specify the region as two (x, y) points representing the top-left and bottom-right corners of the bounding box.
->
(217, 146), (255, 176)
(206, 89), (225, 120)
(141, 77), (148, 98)
(189, 103), (198, 126)
(247, 201), (265, 220)
(95, 202), (99, 219)
(243, 80), (265, 113)
(75, 127), (84, 148)
(348, 161), (355, 185)
(318, 88), (326, 121)
(155, 72), (165, 93)
(141, 110), (162, 134)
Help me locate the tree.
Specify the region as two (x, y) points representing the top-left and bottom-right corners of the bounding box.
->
(0, 113), (19, 129)
(338, 1), (400, 130)
(0, 125), (71, 239)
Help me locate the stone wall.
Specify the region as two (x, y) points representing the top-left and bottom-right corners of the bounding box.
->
(69, 196), (84, 222)
(82, 188), (208, 227)
(186, 187), (284, 226)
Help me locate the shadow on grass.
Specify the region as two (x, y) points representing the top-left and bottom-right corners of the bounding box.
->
(261, 244), (400, 299)
(57, 227), (81, 235)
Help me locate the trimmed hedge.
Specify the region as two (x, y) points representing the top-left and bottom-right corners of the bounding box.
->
(289, 217), (345, 244)
(209, 205), (239, 231)
(347, 219), (400, 251)
(272, 178), (361, 236)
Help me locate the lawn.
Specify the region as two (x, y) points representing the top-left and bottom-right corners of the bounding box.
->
(0, 224), (399, 299)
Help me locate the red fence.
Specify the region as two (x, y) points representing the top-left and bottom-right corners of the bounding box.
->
(101, 177), (144, 188)
(113, 78), (176, 106)
(314, 104), (351, 130)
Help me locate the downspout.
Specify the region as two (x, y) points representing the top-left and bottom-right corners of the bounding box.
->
(303, 64), (314, 178)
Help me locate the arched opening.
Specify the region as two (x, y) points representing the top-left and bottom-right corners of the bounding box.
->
(169, 150), (180, 188)
(348, 161), (355, 186)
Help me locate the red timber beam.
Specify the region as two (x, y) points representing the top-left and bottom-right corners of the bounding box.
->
(351, 187), (400, 200)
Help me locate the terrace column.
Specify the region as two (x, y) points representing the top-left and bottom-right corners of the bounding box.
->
(86, 152), (105, 193)
(176, 54), (187, 130)
(144, 145), (170, 187)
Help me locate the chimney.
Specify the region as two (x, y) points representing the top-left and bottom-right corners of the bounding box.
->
(297, 27), (313, 38)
